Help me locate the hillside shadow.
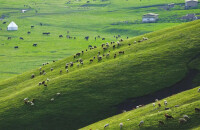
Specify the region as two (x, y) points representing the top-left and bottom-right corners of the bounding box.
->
(116, 69), (199, 113)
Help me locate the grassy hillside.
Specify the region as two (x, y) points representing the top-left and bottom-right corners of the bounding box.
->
(81, 86), (200, 130)
(0, 0), (200, 80)
(0, 20), (200, 130)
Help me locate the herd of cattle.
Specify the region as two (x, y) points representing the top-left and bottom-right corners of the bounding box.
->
(20, 33), (200, 129)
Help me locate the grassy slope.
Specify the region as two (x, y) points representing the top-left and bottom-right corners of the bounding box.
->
(81, 86), (200, 130)
(0, 20), (200, 130)
(0, 0), (200, 80)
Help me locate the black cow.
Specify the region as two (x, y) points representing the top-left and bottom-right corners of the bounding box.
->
(102, 38), (105, 40)
(43, 32), (50, 35)
(27, 31), (31, 34)
(14, 46), (18, 49)
(85, 36), (89, 41)
(3, 22), (6, 24)
(31, 26), (34, 28)
(59, 35), (63, 38)
(20, 37), (24, 40)
(33, 43), (37, 46)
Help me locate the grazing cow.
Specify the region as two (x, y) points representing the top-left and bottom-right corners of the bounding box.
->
(31, 25), (34, 28)
(14, 46), (19, 49)
(42, 81), (45, 84)
(85, 36), (89, 41)
(27, 31), (31, 34)
(20, 37), (24, 40)
(70, 62), (73, 67)
(43, 32), (50, 35)
(90, 59), (93, 63)
(3, 22), (6, 24)
(103, 47), (107, 51)
(94, 46), (97, 48)
(98, 56), (102, 61)
(31, 74), (35, 79)
(114, 54), (117, 58)
(76, 53), (81, 57)
(8, 37), (11, 40)
(165, 108), (170, 110)
(119, 51), (124, 54)
(44, 84), (48, 87)
(139, 121), (144, 127)
(195, 108), (200, 112)
(102, 38), (105, 40)
(59, 35), (63, 38)
(33, 43), (37, 47)
(165, 114), (174, 119)
(158, 121), (164, 125)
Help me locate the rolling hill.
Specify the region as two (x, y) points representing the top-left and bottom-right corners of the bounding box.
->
(0, 20), (200, 130)
(0, 0), (200, 81)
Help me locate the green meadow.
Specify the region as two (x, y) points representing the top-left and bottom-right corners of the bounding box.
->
(0, 0), (199, 81)
(0, 20), (200, 129)
(0, 0), (200, 130)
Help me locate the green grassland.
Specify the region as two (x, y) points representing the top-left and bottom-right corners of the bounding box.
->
(0, 19), (199, 130)
(81, 86), (200, 130)
(0, 0), (200, 81)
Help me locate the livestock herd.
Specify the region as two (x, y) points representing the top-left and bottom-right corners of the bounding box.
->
(22, 35), (200, 129)
(103, 95), (200, 129)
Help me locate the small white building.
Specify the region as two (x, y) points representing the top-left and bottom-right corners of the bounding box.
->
(7, 21), (18, 31)
(142, 13), (159, 23)
(185, 0), (198, 8)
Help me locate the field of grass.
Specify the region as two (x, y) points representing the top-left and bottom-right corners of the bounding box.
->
(81, 86), (200, 130)
(0, 0), (200, 81)
(0, 19), (199, 130)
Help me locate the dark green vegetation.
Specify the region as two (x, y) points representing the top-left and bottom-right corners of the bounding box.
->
(0, 0), (200, 81)
(0, 20), (200, 130)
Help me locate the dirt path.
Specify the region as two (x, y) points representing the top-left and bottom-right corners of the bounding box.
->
(116, 69), (199, 113)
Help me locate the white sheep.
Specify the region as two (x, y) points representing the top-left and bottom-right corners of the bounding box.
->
(47, 78), (50, 82)
(198, 88), (200, 92)
(39, 67), (42, 70)
(77, 64), (79, 67)
(179, 118), (187, 123)
(43, 72), (46, 75)
(139, 121), (144, 127)
(57, 93), (61, 96)
(134, 41), (137, 43)
(24, 98), (29, 101)
(104, 124), (109, 128)
(127, 119), (130, 121)
(183, 115), (190, 120)
(164, 100), (167, 106)
(119, 123), (123, 129)
(30, 102), (34, 106)
(51, 98), (54, 101)
(136, 106), (139, 109)
(152, 103), (155, 107)
(155, 99), (159, 102)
